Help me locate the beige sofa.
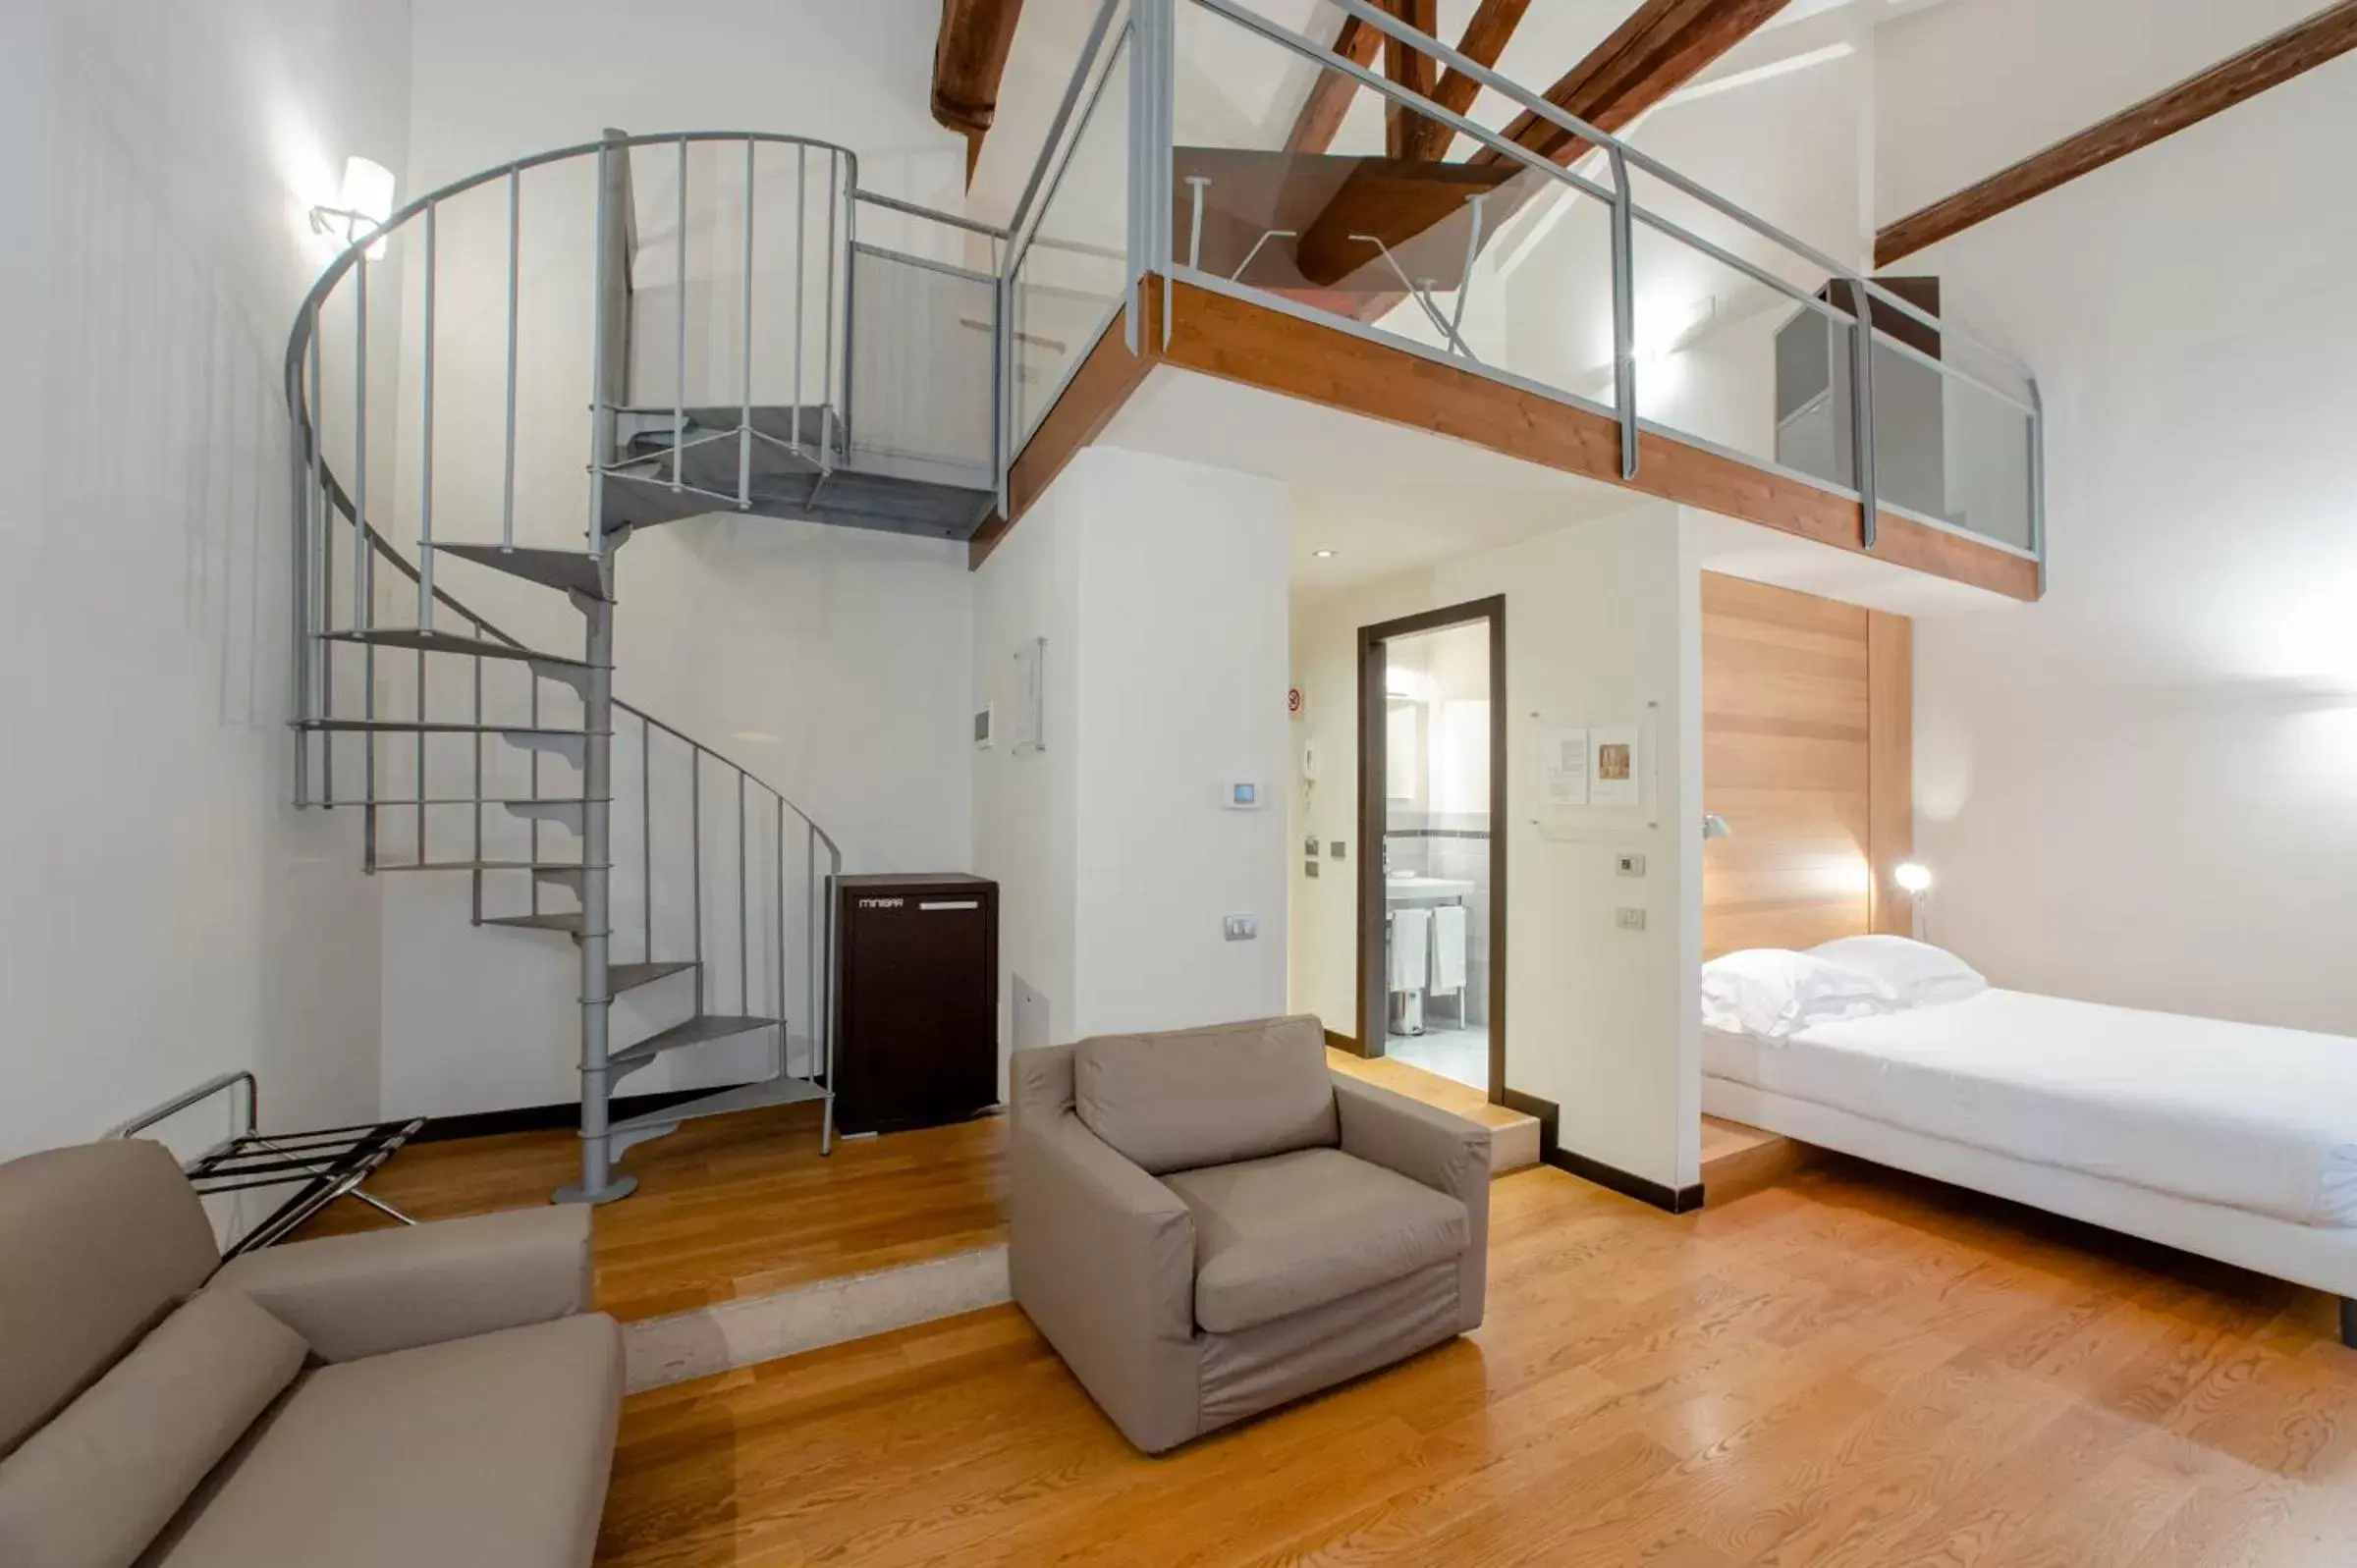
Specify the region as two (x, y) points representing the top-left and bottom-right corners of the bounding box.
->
(0, 1139), (621, 1568)
(1009, 1015), (1490, 1454)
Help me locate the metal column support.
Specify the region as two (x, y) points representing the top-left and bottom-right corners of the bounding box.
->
(1847, 278), (1880, 550)
(1607, 147), (1639, 482)
(557, 593), (629, 1205)
(417, 200), (438, 632)
(2028, 379), (2048, 595)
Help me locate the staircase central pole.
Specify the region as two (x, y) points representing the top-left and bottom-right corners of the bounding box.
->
(560, 131), (633, 1206)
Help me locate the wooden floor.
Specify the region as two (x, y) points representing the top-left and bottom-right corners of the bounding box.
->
(597, 1155), (2357, 1568)
(296, 1104), (1006, 1322)
(297, 1056), (1533, 1320)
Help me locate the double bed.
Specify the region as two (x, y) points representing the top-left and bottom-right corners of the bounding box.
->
(1703, 981), (2357, 1343)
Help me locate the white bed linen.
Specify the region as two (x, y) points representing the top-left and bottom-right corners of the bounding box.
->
(1704, 988), (2357, 1228)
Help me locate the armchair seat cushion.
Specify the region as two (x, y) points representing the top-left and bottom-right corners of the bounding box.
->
(1161, 1148), (1469, 1334)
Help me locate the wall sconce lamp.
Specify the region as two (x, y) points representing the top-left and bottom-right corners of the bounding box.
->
(1893, 860), (1933, 939)
(310, 156), (397, 260)
(1701, 813), (1732, 840)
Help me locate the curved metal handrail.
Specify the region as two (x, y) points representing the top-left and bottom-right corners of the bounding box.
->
(282, 129), (899, 855)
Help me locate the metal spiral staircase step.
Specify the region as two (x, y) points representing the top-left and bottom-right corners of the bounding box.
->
(610, 1073), (830, 1136)
(324, 628), (590, 672)
(381, 861), (594, 892)
(610, 960), (697, 993)
(429, 543), (613, 601)
(608, 1013), (779, 1072)
(481, 911), (585, 935)
(299, 720), (597, 736)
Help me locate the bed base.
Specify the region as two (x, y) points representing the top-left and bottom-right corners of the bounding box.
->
(1703, 1076), (2357, 1348)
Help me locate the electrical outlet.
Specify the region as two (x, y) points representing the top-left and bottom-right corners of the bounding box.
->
(1303, 861), (1321, 879)
(1303, 836), (1320, 858)
(1616, 906), (1647, 932)
(1617, 852), (1647, 878)
(1224, 914), (1259, 941)
(1331, 840), (1347, 860)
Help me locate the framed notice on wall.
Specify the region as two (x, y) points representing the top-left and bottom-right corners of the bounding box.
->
(1542, 728), (1588, 805)
(1589, 726), (1640, 807)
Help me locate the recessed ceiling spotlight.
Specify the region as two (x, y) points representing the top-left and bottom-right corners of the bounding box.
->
(1313, 549), (1336, 559)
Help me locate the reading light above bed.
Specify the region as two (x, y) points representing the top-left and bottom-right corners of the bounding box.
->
(1894, 861), (1933, 893)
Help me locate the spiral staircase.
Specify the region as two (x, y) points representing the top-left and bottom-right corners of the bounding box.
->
(286, 131), (1002, 1203)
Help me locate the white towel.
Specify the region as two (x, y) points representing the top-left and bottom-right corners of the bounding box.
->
(1390, 907), (1431, 992)
(1431, 903), (1468, 993)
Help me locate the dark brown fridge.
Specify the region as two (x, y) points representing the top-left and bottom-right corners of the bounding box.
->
(831, 874), (999, 1135)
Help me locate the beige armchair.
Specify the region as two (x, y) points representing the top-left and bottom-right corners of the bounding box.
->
(1009, 1015), (1490, 1454)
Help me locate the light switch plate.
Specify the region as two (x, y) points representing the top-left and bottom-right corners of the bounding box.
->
(1303, 861), (1320, 879)
(1616, 906), (1647, 932)
(1330, 840), (1347, 860)
(1225, 914), (1259, 941)
(1617, 852), (1646, 877)
(1303, 836), (1320, 857)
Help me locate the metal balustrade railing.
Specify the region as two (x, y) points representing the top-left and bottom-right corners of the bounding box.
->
(282, 131), (996, 1200)
(994, 0), (2047, 579)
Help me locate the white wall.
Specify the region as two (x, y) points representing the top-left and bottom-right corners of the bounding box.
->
(1288, 504), (1704, 1190)
(1069, 449), (1293, 1036)
(1879, 12), (2357, 1032)
(1874, 0), (2320, 225)
(404, 0), (965, 206)
(0, 0), (410, 1159)
(974, 447), (1292, 1081)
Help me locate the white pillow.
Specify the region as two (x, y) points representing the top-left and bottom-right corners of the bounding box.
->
(1809, 935), (1987, 1009)
(1701, 948), (1898, 1041)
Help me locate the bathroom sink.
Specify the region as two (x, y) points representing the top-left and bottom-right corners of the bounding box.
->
(1385, 875), (1474, 904)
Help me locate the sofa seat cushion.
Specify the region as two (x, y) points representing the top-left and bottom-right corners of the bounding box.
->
(1074, 1015), (1337, 1175)
(1161, 1148), (1469, 1334)
(149, 1314), (624, 1568)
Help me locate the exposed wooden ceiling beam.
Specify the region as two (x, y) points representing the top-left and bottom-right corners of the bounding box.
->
(1288, 9), (1388, 154)
(1877, 0), (2357, 266)
(932, 0), (1027, 180)
(1400, 0), (1535, 162)
(1469, 0), (1792, 170)
(1383, 0), (1443, 159)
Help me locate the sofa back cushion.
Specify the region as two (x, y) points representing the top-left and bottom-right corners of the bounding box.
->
(1072, 1015), (1337, 1175)
(0, 1285), (307, 1568)
(0, 1141), (221, 1458)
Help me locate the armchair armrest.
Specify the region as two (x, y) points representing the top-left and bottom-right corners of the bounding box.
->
(209, 1205), (594, 1362)
(1008, 1108), (1201, 1452)
(1334, 1074), (1490, 1329)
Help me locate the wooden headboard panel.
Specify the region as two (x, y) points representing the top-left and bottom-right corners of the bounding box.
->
(1701, 573), (1912, 958)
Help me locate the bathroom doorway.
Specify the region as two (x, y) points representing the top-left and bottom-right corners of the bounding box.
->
(1356, 598), (1505, 1100)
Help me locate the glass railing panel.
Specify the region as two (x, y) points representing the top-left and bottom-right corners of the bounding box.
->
(848, 246), (998, 481)
(1170, 0), (1617, 415)
(1870, 321), (2036, 551)
(1626, 216), (1858, 486)
(1011, 30), (1132, 447)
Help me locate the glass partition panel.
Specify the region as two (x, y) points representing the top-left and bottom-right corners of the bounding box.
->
(1628, 215), (1856, 486)
(1011, 31), (1132, 447)
(1171, 0), (1617, 415)
(849, 246), (997, 481)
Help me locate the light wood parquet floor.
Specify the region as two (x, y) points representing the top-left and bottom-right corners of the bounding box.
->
(595, 1156), (2357, 1568)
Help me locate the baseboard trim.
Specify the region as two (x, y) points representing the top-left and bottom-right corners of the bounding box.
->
(411, 1086), (755, 1145)
(1544, 1145), (1706, 1215)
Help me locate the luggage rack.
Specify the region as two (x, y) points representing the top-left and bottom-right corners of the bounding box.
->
(109, 1072), (426, 1257)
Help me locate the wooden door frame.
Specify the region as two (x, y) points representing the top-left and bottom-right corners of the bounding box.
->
(1354, 596), (1507, 1105)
